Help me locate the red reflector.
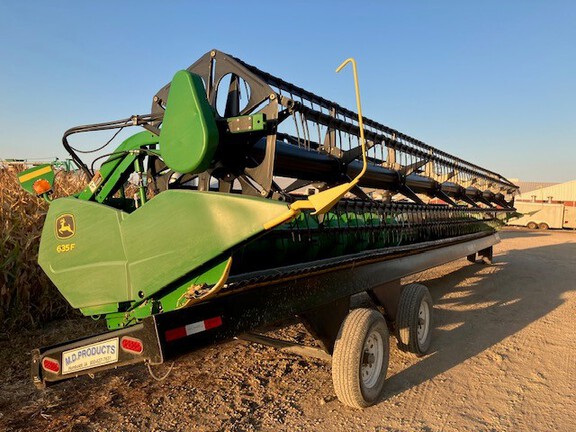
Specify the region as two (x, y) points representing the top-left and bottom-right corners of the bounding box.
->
(165, 326), (187, 342)
(165, 316), (223, 342)
(120, 337), (143, 354)
(42, 357), (60, 373)
(204, 316), (223, 330)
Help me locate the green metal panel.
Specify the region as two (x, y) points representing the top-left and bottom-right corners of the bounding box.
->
(95, 131), (159, 203)
(39, 198), (129, 311)
(77, 131), (159, 201)
(103, 255), (232, 329)
(17, 164), (55, 195)
(159, 70), (219, 174)
(122, 190), (288, 299)
(38, 190), (289, 313)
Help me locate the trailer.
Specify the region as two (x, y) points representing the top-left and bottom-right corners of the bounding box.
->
(19, 50), (517, 408)
(507, 201), (576, 230)
(32, 231), (498, 408)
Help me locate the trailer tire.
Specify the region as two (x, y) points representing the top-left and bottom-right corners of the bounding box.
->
(538, 222), (549, 230)
(527, 221), (538, 230)
(396, 283), (433, 356)
(332, 308), (389, 409)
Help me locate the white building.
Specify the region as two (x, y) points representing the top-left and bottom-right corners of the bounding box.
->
(513, 179), (576, 207)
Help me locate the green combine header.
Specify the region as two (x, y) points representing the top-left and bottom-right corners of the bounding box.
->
(20, 50), (517, 408)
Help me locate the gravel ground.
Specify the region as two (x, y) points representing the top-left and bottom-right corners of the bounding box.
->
(1, 228), (574, 431)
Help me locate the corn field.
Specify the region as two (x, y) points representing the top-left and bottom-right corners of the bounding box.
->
(0, 165), (87, 330)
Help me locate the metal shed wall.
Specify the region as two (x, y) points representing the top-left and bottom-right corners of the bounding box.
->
(515, 179), (576, 205)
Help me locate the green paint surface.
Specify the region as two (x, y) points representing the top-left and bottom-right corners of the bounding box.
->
(77, 131), (159, 201)
(18, 164), (55, 195)
(39, 198), (129, 310)
(160, 70), (219, 174)
(39, 191), (289, 314)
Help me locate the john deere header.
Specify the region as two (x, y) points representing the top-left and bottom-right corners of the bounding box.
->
(19, 49), (517, 330)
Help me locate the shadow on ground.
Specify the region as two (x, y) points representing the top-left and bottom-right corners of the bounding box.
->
(381, 231), (575, 400)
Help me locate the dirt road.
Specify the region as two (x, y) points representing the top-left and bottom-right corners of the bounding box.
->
(1, 229), (574, 431)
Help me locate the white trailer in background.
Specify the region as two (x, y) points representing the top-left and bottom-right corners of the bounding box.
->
(508, 202), (576, 230)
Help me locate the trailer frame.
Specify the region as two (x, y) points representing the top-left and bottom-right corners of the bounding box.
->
(32, 231), (499, 405)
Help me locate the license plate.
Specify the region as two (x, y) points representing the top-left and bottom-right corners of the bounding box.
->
(61, 338), (119, 375)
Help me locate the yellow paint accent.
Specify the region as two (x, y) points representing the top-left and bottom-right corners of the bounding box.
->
(262, 209), (297, 230)
(55, 214), (76, 239)
(307, 182), (357, 215)
(18, 165), (53, 183)
(262, 200), (315, 230)
(262, 57), (368, 230)
(335, 57), (368, 182)
(56, 243), (76, 253)
(178, 257), (233, 308)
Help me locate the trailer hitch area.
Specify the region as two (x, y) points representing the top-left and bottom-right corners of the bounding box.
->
(31, 319), (163, 389)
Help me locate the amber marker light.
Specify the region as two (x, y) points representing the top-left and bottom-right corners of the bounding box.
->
(32, 178), (52, 195)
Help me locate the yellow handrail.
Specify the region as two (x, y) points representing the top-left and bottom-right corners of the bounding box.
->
(335, 57), (367, 183)
(263, 57), (368, 230)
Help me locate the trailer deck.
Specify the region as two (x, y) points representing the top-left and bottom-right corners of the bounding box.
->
(33, 231), (498, 393)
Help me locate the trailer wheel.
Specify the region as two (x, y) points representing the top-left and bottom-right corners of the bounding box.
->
(538, 222), (549, 230)
(396, 284), (433, 356)
(332, 308), (389, 409)
(527, 221), (538, 230)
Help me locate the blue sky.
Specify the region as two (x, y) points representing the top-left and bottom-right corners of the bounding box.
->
(0, 1), (574, 182)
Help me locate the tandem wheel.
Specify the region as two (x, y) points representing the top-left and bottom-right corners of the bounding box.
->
(332, 308), (390, 408)
(395, 283), (433, 356)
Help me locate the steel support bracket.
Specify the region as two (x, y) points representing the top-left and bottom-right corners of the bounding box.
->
(300, 296), (350, 354)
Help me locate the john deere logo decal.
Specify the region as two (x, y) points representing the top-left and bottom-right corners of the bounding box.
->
(55, 214), (75, 239)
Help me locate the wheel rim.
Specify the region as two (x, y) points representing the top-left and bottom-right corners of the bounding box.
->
(361, 330), (384, 388)
(417, 300), (430, 345)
